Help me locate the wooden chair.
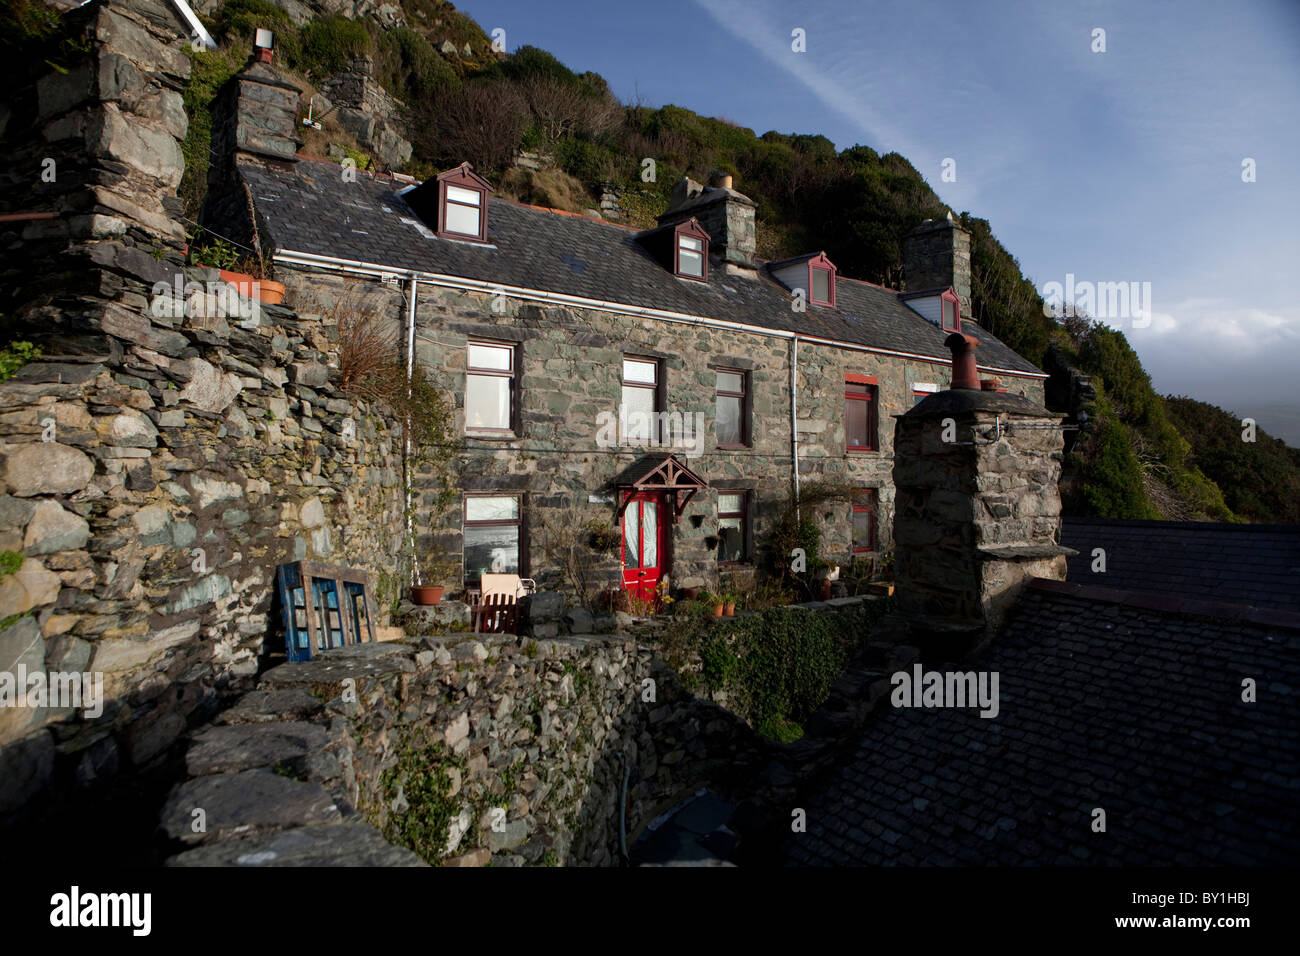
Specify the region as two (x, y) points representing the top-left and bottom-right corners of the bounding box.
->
(474, 574), (525, 634)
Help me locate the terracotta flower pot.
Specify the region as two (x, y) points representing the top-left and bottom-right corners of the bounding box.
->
(680, 586), (701, 601)
(218, 270), (285, 305)
(410, 585), (443, 605)
(713, 603), (725, 618)
(724, 602), (736, 616)
(816, 579), (832, 601)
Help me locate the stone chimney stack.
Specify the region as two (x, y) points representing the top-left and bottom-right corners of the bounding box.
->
(891, 335), (1075, 651)
(201, 45), (301, 244)
(904, 212), (971, 314)
(657, 175), (757, 274)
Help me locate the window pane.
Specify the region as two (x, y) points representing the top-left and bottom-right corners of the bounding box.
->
(466, 374), (511, 429)
(444, 200), (481, 235)
(466, 496), (518, 522)
(621, 385), (656, 443)
(853, 509), (872, 550)
(623, 509), (640, 569)
(678, 249), (703, 277)
(718, 493), (743, 514)
(812, 267), (830, 302)
(468, 342), (512, 371)
(716, 394), (742, 445)
(846, 381), (868, 395)
(943, 299), (956, 328)
(623, 359), (657, 384)
(717, 371), (744, 393)
(446, 185), (481, 206)
(846, 398), (868, 446)
(464, 524), (518, 586)
(679, 236), (702, 251)
(641, 503), (657, 567)
(718, 517), (744, 563)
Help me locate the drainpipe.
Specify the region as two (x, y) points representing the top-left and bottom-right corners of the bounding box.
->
(790, 337), (800, 520)
(404, 276), (418, 585)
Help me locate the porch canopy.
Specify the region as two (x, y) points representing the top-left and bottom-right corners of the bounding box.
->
(613, 454), (708, 524)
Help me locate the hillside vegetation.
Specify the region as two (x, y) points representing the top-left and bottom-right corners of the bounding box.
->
(178, 1), (1300, 524)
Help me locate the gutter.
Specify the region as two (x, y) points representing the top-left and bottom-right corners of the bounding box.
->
(272, 249), (1047, 381)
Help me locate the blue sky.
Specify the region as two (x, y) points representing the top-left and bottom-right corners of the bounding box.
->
(458, 0), (1300, 411)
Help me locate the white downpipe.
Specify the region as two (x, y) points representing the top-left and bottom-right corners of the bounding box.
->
(404, 276), (418, 586)
(791, 338), (801, 521)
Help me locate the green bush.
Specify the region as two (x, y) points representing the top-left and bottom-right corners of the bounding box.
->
(0, 341), (42, 382)
(375, 26), (459, 101)
(179, 46), (240, 219)
(214, 0), (301, 66)
(299, 15), (371, 78)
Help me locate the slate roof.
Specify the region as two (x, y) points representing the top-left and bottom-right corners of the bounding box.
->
(783, 581), (1300, 866)
(240, 158), (1041, 377)
(1062, 518), (1300, 613)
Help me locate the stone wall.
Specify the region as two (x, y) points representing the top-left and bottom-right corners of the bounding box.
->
(0, 268), (408, 818)
(892, 388), (1071, 645)
(160, 632), (767, 866)
(282, 269), (1045, 602)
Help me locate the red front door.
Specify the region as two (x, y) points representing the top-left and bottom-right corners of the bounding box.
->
(621, 493), (665, 603)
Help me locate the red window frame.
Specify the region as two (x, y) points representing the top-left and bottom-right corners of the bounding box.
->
(808, 252), (837, 307)
(852, 489), (877, 554)
(717, 490), (749, 566)
(714, 368), (749, 449)
(436, 164), (493, 243)
(940, 289), (961, 332)
(674, 219), (710, 282)
(465, 339), (517, 433)
(845, 374), (878, 452)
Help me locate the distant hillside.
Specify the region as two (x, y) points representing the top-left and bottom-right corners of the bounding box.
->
(1232, 405), (1300, 450)
(168, 0), (1300, 524)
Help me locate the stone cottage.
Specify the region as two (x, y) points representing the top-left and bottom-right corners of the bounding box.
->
(205, 44), (1048, 602)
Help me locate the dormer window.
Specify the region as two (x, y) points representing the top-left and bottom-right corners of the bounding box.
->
(809, 253), (836, 306)
(432, 163), (493, 243)
(941, 289), (961, 332)
(674, 219), (710, 281)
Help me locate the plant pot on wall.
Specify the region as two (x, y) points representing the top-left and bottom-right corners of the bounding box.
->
(218, 270), (285, 305)
(410, 585), (444, 605)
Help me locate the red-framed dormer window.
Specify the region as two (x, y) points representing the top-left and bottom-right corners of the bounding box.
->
(437, 163), (494, 242)
(940, 288), (961, 332)
(808, 251), (836, 306)
(674, 219), (709, 281)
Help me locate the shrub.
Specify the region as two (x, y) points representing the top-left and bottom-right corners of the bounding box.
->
(214, 0), (301, 67)
(375, 26), (458, 101)
(299, 15), (371, 78)
(0, 341), (42, 382)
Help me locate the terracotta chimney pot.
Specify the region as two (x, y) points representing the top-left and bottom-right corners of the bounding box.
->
(945, 332), (981, 390)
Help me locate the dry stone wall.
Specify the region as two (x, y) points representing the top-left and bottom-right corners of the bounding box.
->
(0, 270), (408, 817)
(160, 633), (766, 866)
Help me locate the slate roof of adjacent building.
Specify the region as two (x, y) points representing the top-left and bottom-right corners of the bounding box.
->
(240, 158), (1042, 378)
(1061, 517), (1300, 613)
(782, 580), (1300, 866)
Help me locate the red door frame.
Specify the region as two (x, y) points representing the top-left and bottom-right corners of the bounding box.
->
(621, 492), (668, 602)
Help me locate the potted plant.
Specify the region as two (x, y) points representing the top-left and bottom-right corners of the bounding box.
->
(722, 590), (737, 617)
(700, 589), (724, 618)
(411, 557), (455, 605)
(216, 183), (286, 305)
(812, 559), (838, 600)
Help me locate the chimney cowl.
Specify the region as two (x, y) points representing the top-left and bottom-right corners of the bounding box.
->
(945, 332), (981, 390)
